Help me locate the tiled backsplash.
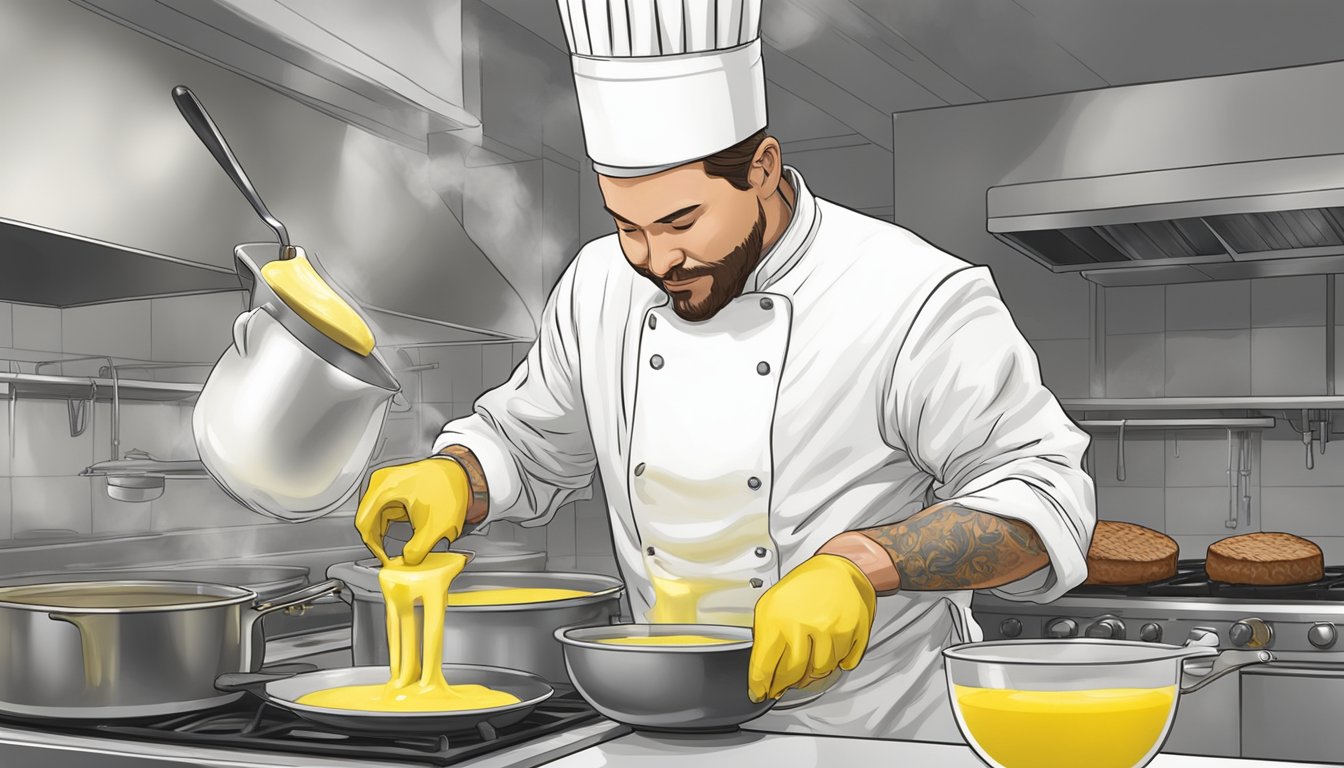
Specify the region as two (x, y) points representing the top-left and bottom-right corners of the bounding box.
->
(1040, 274), (1344, 561)
(0, 290), (622, 576)
(0, 294), (274, 543)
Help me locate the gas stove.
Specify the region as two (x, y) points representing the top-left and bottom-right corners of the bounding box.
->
(973, 559), (1344, 654)
(0, 677), (626, 767)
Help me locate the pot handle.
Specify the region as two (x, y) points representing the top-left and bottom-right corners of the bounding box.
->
(215, 668), (307, 693)
(1180, 649), (1274, 694)
(232, 308), (262, 358)
(251, 578), (345, 620)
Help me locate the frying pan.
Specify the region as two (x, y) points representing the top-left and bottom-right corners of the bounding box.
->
(216, 664), (553, 734)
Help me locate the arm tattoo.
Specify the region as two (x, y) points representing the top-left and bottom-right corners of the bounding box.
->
(859, 504), (1048, 590)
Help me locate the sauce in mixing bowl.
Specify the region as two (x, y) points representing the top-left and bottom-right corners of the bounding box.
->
(953, 684), (1177, 768)
(297, 553), (521, 713)
(597, 635), (739, 646)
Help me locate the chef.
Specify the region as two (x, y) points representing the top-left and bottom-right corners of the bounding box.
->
(355, 0), (1096, 741)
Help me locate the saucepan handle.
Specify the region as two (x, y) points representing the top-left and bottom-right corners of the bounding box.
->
(251, 578), (345, 619)
(215, 663), (316, 693)
(1180, 649), (1274, 694)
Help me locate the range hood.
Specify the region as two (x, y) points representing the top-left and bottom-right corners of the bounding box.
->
(987, 154), (1344, 287)
(1, 0), (535, 341)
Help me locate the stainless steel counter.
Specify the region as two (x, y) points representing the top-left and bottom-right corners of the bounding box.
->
(534, 730), (1322, 768)
(0, 631), (1314, 768)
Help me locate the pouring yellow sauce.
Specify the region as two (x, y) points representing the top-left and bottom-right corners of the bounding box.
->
(597, 635), (739, 646)
(953, 684), (1177, 768)
(446, 587), (592, 606)
(297, 553), (521, 713)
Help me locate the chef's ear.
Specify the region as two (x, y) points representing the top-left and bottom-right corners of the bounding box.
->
(749, 136), (784, 198)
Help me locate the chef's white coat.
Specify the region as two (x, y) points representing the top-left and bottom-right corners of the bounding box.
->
(433, 167), (1097, 741)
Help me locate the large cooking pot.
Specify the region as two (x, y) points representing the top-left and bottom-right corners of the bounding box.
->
(174, 85), (400, 522)
(943, 632), (1274, 768)
(0, 577), (341, 719)
(328, 562), (623, 683)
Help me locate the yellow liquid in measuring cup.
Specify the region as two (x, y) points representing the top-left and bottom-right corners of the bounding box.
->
(953, 685), (1177, 768)
(597, 635), (739, 646)
(296, 553), (521, 713)
(446, 587), (592, 606)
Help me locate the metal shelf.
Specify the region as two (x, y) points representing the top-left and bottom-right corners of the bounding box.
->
(1061, 396), (1344, 411)
(0, 372), (201, 402)
(1077, 418), (1276, 430)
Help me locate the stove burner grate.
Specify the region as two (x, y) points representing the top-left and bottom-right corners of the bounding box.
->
(1070, 559), (1344, 600)
(2, 686), (601, 766)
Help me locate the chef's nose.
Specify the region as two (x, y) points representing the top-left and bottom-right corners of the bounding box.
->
(646, 239), (686, 279)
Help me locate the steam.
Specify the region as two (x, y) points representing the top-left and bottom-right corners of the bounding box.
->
(428, 140), (572, 325)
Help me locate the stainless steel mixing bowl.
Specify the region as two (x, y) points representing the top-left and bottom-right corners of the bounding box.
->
(556, 623), (775, 732)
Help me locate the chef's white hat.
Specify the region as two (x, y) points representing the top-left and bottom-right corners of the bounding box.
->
(556, 0), (767, 177)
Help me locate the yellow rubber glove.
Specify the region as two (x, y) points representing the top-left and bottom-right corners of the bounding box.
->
(355, 458), (470, 567)
(748, 554), (877, 702)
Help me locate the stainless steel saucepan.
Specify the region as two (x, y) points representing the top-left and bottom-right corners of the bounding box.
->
(216, 664), (554, 734)
(0, 577), (342, 719)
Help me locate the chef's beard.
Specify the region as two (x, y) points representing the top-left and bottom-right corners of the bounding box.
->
(635, 204), (767, 322)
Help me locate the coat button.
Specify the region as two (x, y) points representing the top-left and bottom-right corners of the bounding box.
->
(760, 297), (773, 310)
(650, 354), (664, 370)
(750, 578), (764, 588)
(756, 361), (770, 376)
(634, 462), (646, 476)
(648, 315), (657, 329)
(747, 476), (761, 490)
(754, 547), (768, 558)
(646, 546), (656, 556)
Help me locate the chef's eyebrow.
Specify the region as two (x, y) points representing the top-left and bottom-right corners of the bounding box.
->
(605, 204), (700, 227)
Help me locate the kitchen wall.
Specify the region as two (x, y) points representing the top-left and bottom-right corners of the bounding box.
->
(0, 0), (628, 578)
(892, 59), (1344, 562)
(0, 293), (255, 547)
(1095, 277), (1344, 560)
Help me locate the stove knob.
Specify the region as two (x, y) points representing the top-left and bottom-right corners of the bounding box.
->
(999, 618), (1023, 638)
(1139, 623), (1163, 643)
(1229, 618), (1273, 649)
(1309, 622), (1337, 649)
(1085, 618), (1126, 639)
(1046, 618), (1078, 638)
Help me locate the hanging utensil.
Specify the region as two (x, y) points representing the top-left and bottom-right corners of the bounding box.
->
(1115, 419), (1127, 482)
(1226, 428), (1238, 529)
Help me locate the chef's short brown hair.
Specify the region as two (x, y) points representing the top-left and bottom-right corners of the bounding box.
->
(700, 129), (770, 191)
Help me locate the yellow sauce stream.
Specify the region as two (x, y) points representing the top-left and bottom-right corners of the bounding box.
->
(297, 553), (521, 713)
(446, 587), (592, 606)
(597, 635), (738, 646)
(261, 255), (375, 357)
(954, 684), (1177, 768)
